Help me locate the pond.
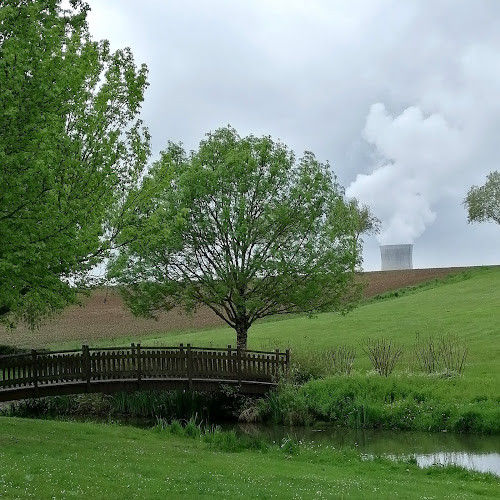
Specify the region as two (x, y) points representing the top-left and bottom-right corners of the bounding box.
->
(229, 424), (500, 477)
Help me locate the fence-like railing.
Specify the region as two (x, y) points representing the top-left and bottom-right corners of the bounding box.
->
(0, 344), (290, 400)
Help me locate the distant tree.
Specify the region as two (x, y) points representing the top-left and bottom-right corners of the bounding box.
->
(464, 171), (500, 225)
(339, 199), (380, 272)
(0, 0), (150, 326)
(110, 127), (373, 349)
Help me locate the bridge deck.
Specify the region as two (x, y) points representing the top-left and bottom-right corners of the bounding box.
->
(0, 344), (289, 402)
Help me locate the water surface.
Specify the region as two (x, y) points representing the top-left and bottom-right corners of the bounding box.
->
(232, 424), (500, 477)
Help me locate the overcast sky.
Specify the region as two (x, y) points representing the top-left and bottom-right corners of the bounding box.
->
(87, 0), (500, 271)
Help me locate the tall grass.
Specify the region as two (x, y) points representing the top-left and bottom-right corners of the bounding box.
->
(255, 375), (500, 433)
(153, 416), (270, 452)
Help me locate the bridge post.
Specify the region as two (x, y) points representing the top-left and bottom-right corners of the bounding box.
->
(187, 344), (193, 391)
(227, 345), (232, 377)
(136, 343), (142, 390)
(236, 347), (242, 385)
(83, 345), (91, 393)
(31, 349), (38, 398)
(285, 349), (290, 378)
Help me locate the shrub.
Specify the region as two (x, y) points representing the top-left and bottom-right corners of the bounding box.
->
(331, 346), (356, 375)
(169, 419), (183, 435)
(184, 417), (202, 438)
(290, 345), (356, 383)
(413, 334), (468, 376)
(414, 334), (440, 374)
(362, 338), (403, 376)
(437, 334), (468, 376)
(280, 436), (300, 455)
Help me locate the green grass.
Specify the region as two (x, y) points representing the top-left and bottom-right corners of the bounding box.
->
(0, 417), (498, 499)
(49, 267), (500, 385)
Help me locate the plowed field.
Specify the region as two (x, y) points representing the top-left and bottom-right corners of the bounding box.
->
(0, 267), (471, 348)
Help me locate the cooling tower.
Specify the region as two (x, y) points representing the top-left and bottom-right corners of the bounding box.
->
(380, 244), (413, 271)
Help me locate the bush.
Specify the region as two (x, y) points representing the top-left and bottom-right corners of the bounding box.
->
(362, 338), (403, 376)
(413, 334), (468, 376)
(6, 390), (253, 423)
(258, 385), (314, 426)
(290, 345), (356, 383)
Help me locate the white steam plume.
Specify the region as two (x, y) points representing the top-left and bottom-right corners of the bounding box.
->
(347, 103), (470, 245)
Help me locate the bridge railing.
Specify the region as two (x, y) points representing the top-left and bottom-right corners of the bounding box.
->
(0, 344), (290, 391)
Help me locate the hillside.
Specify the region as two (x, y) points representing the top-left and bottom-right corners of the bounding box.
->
(0, 266), (481, 348)
(103, 265), (498, 388)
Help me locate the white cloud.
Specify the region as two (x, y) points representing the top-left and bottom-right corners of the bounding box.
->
(347, 103), (469, 244)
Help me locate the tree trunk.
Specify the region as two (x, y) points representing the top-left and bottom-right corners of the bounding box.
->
(236, 324), (248, 350)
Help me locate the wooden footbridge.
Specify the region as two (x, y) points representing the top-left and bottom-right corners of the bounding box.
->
(0, 344), (290, 402)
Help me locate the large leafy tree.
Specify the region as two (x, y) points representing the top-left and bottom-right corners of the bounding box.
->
(464, 171), (500, 225)
(110, 127), (372, 349)
(0, 0), (150, 326)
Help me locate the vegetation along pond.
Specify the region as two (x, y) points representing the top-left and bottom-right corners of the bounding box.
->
(229, 424), (500, 477)
(65, 414), (500, 477)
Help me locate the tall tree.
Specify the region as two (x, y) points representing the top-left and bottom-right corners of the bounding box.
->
(464, 171), (500, 225)
(0, 0), (150, 326)
(110, 127), (372, 349)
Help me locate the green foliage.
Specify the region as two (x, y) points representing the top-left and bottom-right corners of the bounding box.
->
(0, 344), (30, 356)
(109, 126), (370, 348)
(464, 171), (500, 224)
(258, 385), (314, 426)
(168, 419), (183, 435)
(0, 0), (150, 326)
(256, 376), (500, 434)
(152, 417), (269, 452)
(22, 268), (500, 434)
(86, 266), (500, 388)
(279, 436), (300, 455)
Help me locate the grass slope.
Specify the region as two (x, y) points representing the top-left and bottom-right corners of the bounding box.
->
(52, 267), (500, 385)
(0, 417), (498, 499)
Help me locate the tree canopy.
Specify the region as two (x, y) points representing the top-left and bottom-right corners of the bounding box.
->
(0, 0), (150, 326)
(464, 171), (500, 225)
(110, 127), (374, 349)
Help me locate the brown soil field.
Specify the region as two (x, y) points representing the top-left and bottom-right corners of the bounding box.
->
(0, 267), (472, 348)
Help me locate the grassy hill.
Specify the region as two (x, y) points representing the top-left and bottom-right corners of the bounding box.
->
(51, 267), (498, 385)
(0, 266), (475, 348)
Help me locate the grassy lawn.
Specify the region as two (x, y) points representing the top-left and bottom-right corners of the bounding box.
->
(0, 417), (499, 499)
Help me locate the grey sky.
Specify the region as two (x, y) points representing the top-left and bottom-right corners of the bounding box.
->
(87, 0), (500, 271)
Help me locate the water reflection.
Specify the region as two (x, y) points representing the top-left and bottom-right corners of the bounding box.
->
(416, 452), (500, 476)
(233, 424), (500, 476)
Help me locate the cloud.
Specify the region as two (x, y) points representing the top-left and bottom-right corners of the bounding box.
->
(347, 103), (468, 244)
(86, 0), (500, 268)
